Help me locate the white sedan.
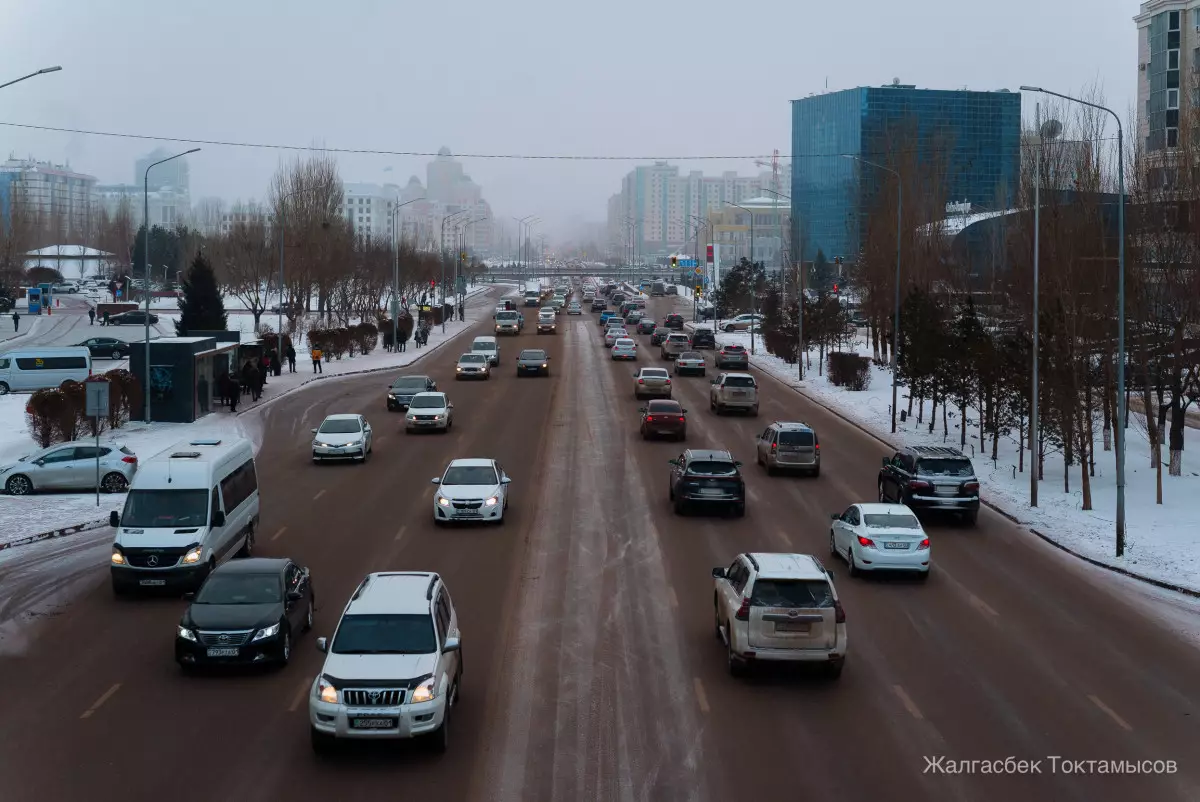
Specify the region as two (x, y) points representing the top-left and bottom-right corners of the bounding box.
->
(404, 392), (454, 433)
(432, 458), (511, 526)
(312, 414), (373, 462)
(829, 502), (930, 578)
(567, 301), (582, 315)
(611, 338), (638, 361)
(605, 327), (629, 347)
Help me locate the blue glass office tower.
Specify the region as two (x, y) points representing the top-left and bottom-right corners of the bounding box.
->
(789, 85), (1021, 264)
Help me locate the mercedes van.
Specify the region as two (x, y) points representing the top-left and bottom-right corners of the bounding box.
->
(109, 438), (260, 595)
(0, 346), (91, 394)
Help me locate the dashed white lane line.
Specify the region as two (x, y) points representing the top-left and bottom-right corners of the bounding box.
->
(313, 489), (326, 501)
(1088, 694), (1133, 731)
(288, 677), (313, 712)
(270, 526), (287, 541)
(892, 684), (924, 720)
(80, 683), (121, 719)
(968, 594), (999, 618)
(395, 525), (407, 542)
(693, 678), (710, 714)
(667, 585), (679, 608)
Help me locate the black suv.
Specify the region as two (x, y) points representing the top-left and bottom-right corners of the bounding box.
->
(664, 313), (685, 330)
(668, 449), (745, 517)
(387, 374), (437, 411)
(877, 445), (980, 525)
(691, 327), (717, 349)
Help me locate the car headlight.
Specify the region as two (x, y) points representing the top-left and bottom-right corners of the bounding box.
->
(485, 495), (499, 507)
(456, 366), (463, 372)
(388, 393), (396, 399)
(541, 363), (548, 368)
(314, 441), (330, 448)
(182, 546), (203, 565)
(316, 675), (338, 704)
(434, 414), (444, 420)
(347, 439), (362, 447)
(437, 496), (451, 507)
(411, 677), (437, 703)
(251, 622), (280, 642)
(110, 548), (125, 565)
(177, 625), (197, 642)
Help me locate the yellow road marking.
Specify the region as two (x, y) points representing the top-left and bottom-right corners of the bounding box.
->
(693, 677), (710, 714)
(80, 683), (121, 719)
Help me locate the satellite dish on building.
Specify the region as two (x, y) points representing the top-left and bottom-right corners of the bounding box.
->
(892, 77), (900, 86)
(1040, 119), (1063, 141)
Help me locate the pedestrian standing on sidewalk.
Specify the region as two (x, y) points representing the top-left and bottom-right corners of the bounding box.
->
(102, 310), (110, 326)
(261, 354), (271, 384)
(270, 348), (281, 377)
(228, 375), (240, 413)
(397, 327), (409, 352)
(247, 363), (262, 402)
(254, 363), (266, 399)
(311, 346), (323, 373)
(88, 308), (96, 325)
(197, 374), (210, 414)
(11, 311), (18, 332)
(286, 343), (296, 373)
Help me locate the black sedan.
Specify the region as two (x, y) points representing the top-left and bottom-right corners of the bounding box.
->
(75, 337), (130, 359)
(516, 348), (551, 376)
(109, 310), (159, 325)
(175, 557), (315, 671)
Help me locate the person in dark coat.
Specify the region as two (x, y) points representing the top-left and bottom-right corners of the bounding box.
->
(285, 344), (296, 373)
(269, 348), (281, 377)
(88, 308), (96, 325)
(197, 374), (210, 414)
(241, 361), (254, 397)
(11, 311), (18, 332)
(227, 375), (240, 413)
(246, 364), (262, 402)
(397, 327), (409, 352)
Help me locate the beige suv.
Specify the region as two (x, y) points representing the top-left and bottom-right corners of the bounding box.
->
(660, 333), (691, 360)
(710, 372), (759, 416)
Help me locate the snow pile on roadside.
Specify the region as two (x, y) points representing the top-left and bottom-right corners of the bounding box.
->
(697, 322), (1200, 594)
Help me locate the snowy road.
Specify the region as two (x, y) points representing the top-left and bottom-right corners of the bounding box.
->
(0, 290), (1198, 801)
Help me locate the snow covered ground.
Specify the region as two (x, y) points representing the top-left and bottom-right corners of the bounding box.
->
(0, 283), (508, 551)
(678, 306), (1200, 594)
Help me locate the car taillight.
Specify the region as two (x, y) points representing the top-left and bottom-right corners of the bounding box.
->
(814, 443), (820, 451)
(664, 378), (671, 384)
(908, 480), (931, 491)
(645, 415), (654, 421)
(857, 535), (876, 548)
(735, 597), (751, 621)
(121, 456), (137, 464)
(678, 416), (685, 422)
(638, 378), (644, 384)
(834, 601), (846, 623)
(918, 538), (930, 550)
(963, 481), (979, 493)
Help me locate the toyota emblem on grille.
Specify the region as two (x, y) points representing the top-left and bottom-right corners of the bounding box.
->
(369, 690), (381, 703)
(788, 609), (799, 618)
(217, 634), (230, 643)
(146, 555), (159, 567)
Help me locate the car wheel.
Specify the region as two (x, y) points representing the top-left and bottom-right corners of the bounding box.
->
(829, 531), (838, 557)
(0, 382), (9, 395)
(750, 406), (759, 417)
(824, 659), (845, 679)
(310, 726), (335, 755)
(238, 526), (255, 558)
(304, 599), (314, 631)
(111, 350), (125, 360)
(963, 509), (978, 527)
(714, 602), (723, 641)
(100, 472), (129, 493)
(112, 580), (130, 598)
(724, 324), (736, 332)
(278, 628), (292, 667)
(5, 474), (32, 495)
(810, 466), (821, 478)
(674, 497), (686, 516)
(877, 481), (887, 502)
(733, 503), (745, 518)
(917, 569), (931, 582)
(434, 517), (446, 527)
(848, 551), (861, 578)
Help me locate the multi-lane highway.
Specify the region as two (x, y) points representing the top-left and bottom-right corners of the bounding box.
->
(1, 287), (1198, 802)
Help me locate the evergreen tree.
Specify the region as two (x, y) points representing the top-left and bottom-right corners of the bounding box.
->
(176, 251), (227, 335)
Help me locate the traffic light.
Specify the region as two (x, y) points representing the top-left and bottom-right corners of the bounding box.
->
(429, 280), (436, 290)
(671, 256), (678, 268)
(706, 244), (713, 263)
(694, 285), (702, 295)
(832, 283), (839, 293)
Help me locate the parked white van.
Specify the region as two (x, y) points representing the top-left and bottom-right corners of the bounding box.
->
(109, 438), (260, 595)
(0, 346), (92, 394)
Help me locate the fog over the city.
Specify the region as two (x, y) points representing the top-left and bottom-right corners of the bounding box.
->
(1, 0), (1134, 243)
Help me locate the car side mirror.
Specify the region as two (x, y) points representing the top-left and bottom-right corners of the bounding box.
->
(735, 461), (743, 468)
(109, 510), (120, 527)
(830, 512), (841, 520)
(432, 477), (441, 484)
(316, 637), (327, 653)
(668, 459), (678, 466)
(287, 591), (302, 602)
(881, 457), (890, 468)
(682, 409), (688, 413)
(183, 591), (195, 601)
(712, 567), (726, 579)
(826, 570), (836, 581)
(442, 636), (461, 654)
(311, 428), (318, 434)
(501, 477), (511, 484)
(212, 511), (226, 527)
(448, 403), (454, 409)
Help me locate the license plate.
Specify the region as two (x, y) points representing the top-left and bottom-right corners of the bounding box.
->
(775, 622), (811, 633)
(732, 391), (747, 397)
(351, 717), (397, 729)
(698, 488), (724, 496)
(884, 542), (909, 550)
(139, 579), (166, 586)
(206, 647), (239, 657)
(417, 421), (434, 426)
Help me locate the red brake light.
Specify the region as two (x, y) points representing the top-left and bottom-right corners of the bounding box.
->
(664, 378), (671, 384)
(678, 416), (685, 422)
(857, 535), (876, 548)
(121, 456), (137, 464)
(918, 538), (930, 550)
(814, 443), (820, 451)
(963, 481), (980, 493)
(908, 480), (931, 491)
(735, 597), (751, 621)
(638, 378), (644, 384)
(771, 443), (777, 450)
(834, 601), (846, 623)
(645, 415), (654, 421)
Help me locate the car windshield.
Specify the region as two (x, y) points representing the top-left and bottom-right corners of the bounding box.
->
(863, 513), (921, 529)
(331, 613), (437, 655)
(409, 395), (446, 409)
(473, 341), (497, 351)
(460, 354), (487, 363)
(519, 350), (547, 360)
(319, 418), (361, 434)
(724, 376), (756, 388)
(391, 377), (428, 391)
(121, 489), (209, 528)
(917, 458), (974, 477)
(686, 460), (738, 476)
(615, 339), (634, 347)
(668, 335), (688, 342)
(750, 580), (834, 609)
(495, 313), (517, 320)
(195, 572), (282, 604)
(443, 465), (499, 485)
(778, 431), (815, 446)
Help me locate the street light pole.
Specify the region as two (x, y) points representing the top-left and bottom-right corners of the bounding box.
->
(439, 210), (469, 332)
(1031, 102), (1042, 508)
(0, 65), (61, 91)
(762, 187), (802, 379)
(1021, 85), (1127, 554)
(391, 197), (425, 349)
(727, 203), (757, 355)
(143, 147), (199, 424)
(512, 216), (534, 288)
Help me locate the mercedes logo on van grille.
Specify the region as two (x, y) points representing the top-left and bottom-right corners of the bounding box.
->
(146, 555), (159, 566)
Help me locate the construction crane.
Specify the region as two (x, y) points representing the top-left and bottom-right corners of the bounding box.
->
(753, 149), (781, 198)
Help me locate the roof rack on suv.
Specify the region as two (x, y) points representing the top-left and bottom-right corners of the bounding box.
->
(908, 445), (967, 458)
(745, 553), (760, 571)
(426, 573), (440, 600)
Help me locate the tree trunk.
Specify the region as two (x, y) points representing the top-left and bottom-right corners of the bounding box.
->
(908, 389), (915, 418)
(929, 385), (938, 433)
(960, 398), (968, 447)
(1016, 415), (1023, 472)
(1169, 399), (1185, 477)
(1084, 380), (1095, 478)
(1079, 396), (1093, 510)
(1102, 356), (1112, 452)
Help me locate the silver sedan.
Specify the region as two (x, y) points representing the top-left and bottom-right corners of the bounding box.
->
(673, 351), (706, 376)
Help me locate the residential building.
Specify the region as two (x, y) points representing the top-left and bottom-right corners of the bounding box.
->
(1135, 1), (1198, 153)
(0, 157), (97, 238)
(706, 196), (791, 270)
(790, 83), (1021, 263)
(95, 184), (189, 228)
(218, 203), (270, 235)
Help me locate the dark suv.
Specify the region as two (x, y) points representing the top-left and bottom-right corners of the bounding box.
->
(877, 445), (979, 525)
(691, 327), (717, 349)
(664, 313), (685, 330)
(668, 449), (746, 517)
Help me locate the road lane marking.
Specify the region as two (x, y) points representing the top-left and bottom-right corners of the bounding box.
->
(313, 489), (326, 501)
(395, 525), (407, 542)
(288, 677), (313, 712)
(968, 594), (999, 618)
(80, 683), (121, 719)
(455, 432), (465, 445)
(270, 526), (287, 541)
(1088, 694), (1133, 731)
(693, 678), (710, 714)
(667, 585), (678, 608)
(892, 684), (924, 720)
(747, 487), (761, 503)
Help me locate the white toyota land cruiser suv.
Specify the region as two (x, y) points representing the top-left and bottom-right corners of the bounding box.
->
(309, 572), (463, 754)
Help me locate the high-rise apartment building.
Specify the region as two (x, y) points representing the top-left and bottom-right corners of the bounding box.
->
(790, 84), (1020, 263)
(1135, 1), (1200, 153)
(0, 157), (97, 238)
(135, 148), (192, 196)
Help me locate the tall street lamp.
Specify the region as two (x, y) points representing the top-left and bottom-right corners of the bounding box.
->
(726, 202), (758, 355)
(440, 210), (470, 324)
(1022, 84), (1127, 555)
(512, 216), (534, 286)
(0, 65), (61, 91)
(390, 197), (425, 347)
(527, 219), (542, 281)
(143, 147), (199, 423)
(762, 187), (804, 379)
(843, 154), (901, 434)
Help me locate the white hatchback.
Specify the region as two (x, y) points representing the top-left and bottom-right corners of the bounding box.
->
(432, 458), (511, 525)
(611, 338), (637, 361)
(829, 503), (930, 578)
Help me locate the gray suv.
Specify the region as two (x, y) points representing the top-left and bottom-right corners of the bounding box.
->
(755, 422), (819, 476)
(877, 445), (979, 525)
(660, 333), (691, 360)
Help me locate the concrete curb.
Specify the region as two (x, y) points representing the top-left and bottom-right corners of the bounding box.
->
(0, 517), (110, 552)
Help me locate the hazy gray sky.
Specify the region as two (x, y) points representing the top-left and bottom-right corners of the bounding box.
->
(1, 0), (1136, 240)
